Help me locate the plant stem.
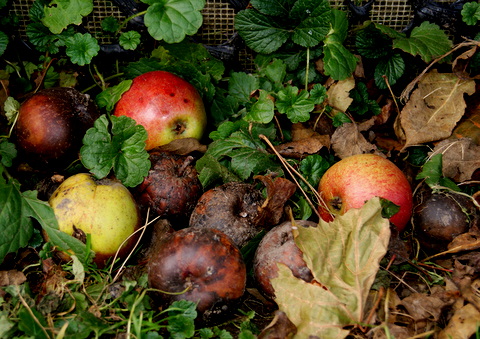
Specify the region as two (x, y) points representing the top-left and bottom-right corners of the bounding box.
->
(117, 10), (147, 34)
(305, 47), (310, 91)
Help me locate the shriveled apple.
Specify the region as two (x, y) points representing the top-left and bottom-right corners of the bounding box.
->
(253, 220), (315, 299)
(134, 151), (202, 222)
(15, 87), (100, 166)
(49, 173), (141, 267)
(113, 71), (207, 150)
(147, 227), (246, 323)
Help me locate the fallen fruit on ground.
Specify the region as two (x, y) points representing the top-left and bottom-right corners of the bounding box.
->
(414, 191), (476, 251)
(48, 173), (141, 266)
(15, 87), (100, 166)
(189, 182), (264, 248)
(318, 153), (413, 231)
(253, 220), (316, 299)
(147, 227), (246, 323)
(113, 70), (207, 150)
(134, 151), (202, 222)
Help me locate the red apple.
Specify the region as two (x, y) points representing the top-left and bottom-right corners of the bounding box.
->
(318, 153), (413, 231)
(113, 71), (207, 150)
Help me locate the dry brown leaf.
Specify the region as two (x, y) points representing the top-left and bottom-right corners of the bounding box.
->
(438, 304), (480, 339)
(0, 270), (27, 286)
(431, 138), (480, 181)
(331, 122), (383, 159)
(274, 135), (330, 159)
(258, 310), (297, 339)
(452, 45), (480, 80)
(326, 77), (355, 114)
(396, 70), (475, 149)
(400, 291), (451, 324)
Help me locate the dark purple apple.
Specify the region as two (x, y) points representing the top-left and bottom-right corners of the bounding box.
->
(147, 227), (246, 323)
(15, 87), (100, 166)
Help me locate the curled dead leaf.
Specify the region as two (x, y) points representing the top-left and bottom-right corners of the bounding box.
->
(151, 138), (207, 155)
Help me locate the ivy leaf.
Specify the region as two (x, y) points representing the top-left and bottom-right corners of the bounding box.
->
(119, 31), (141, 50)
(393, 22), (452, 63)
(42, 0), (94, 34)
(276, 85), (314, 123)
(65, 33), (100, 66)
(374, 52), (405, 89)
(244, 90), (275, 123)
(142, 0), (205, 43)
(462, 2), (480, 26)
(323, 41), (358, 80)
(0, 31), (8, 57)
(96, 80), (132, 112)
(80, 115), (150, 187)
(272, 197), (391, 338)
(101, 16), (120, 33)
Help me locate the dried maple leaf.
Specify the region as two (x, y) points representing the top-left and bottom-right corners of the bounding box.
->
(396, 70), (475, 149)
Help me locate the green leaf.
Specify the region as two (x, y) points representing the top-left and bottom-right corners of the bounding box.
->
(275, 85), (314, 123)
(18, 306), (49, 339)
(272, 197), (391, 338)
(348, 82), (381, 116)
(462, 2), (480, 26)
(3, 96), (20, 124)
(380, 198), (400, 219)
(264, 58), (287, 84)
(196, 153), (241, 188)
(0, 31), (8, 57)
(101, 16), (120, 33)
(416, 153), (460, 191)
(143, 0), (205, 43)
(309, 83), (327, 104)
(299, 154), (330, 189)
(234, 9), (290, 54)
(42, 0), (94, 34)
(323, 41), (358, 80)
(293, 196), (313, 220)
(0, 140), (17, 167)
(290, 0), (331, 48)
(80, 115), (150, 187)
(244, 90), (275, 123)
(65, 32), (100, 66)
(355, 24), (392, 59)
(96, 80), (132, 112)
(250, 0), (294, 17)
(374, 52), (405, 89)
(332, 112), (352, 127)
(229, 72), (260, 103)
(119, 31), (141, 50)
(393, 22), (452, 63)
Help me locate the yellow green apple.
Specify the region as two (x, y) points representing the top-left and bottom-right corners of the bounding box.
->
(49, 173), (141, 266)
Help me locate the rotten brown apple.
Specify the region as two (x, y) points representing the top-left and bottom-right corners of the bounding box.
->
(15, 87), (100, 166)
(147, 227), (247, 323)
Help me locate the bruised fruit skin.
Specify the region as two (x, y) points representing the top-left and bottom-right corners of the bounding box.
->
(414, 192), (472, 251)
(114, 71), (207, 150)
(134, 151), (202, 221)
(49, 173), (141, 267)
(15, 87), (100, 165)
(254, 220), (315, 299)
(318, 153), (413, 231)
(189, 182), (264, 248)
(147, 227), (246, 323)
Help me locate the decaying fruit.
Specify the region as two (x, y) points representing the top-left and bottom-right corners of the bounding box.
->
(49, 173), (141, 266)
(147, 227), (246, 323)
(134, 151), (202, 222)
(414, 191), (476, 251)
(189, 182), (264, 248)
(15, 87), (100, 166)
(253, 220), (316, 299)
